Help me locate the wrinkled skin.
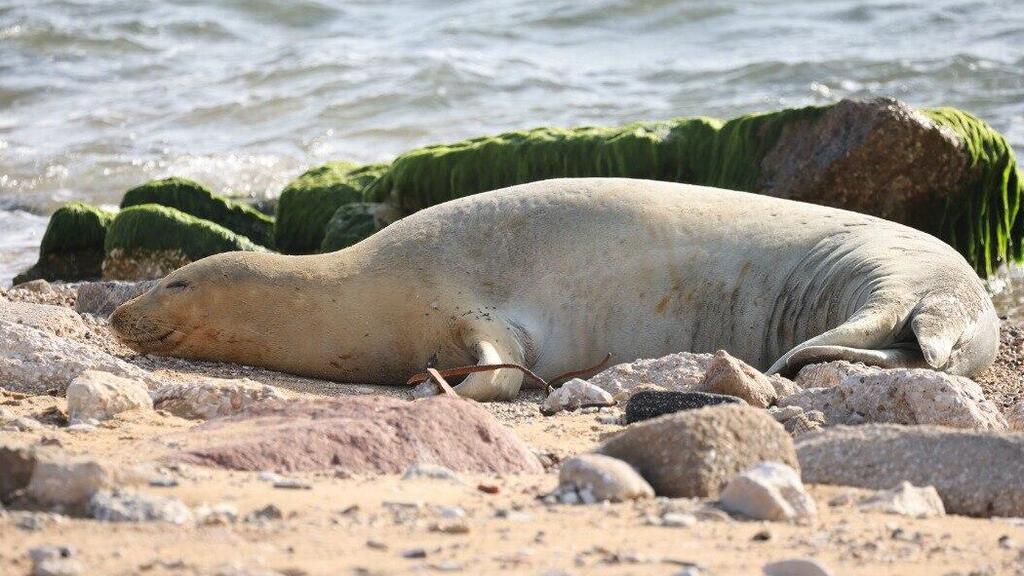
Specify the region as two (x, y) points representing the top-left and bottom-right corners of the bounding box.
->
(110, 178), (999, 401)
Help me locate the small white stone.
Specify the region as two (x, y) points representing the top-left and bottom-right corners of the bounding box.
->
(858, 481), (945, 518)
(402, 463), (464, 483)
(720, 462), (817, 522)
(541, 379), (614, 415)
(661, 512), (697, 527)
(66, 370), (153, 423)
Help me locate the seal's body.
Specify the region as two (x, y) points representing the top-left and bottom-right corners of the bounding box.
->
(111, 178), (999, 401)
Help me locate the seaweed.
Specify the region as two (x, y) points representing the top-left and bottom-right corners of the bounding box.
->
(921, 108), (1023, 276)
(13, 202), (114, 284)
(105, 204), (264, 262)
(121, 177), (274, 248)
(274, 162), (389, 254)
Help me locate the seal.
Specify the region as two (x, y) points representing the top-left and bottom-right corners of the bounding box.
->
(110, 178), (999, 401)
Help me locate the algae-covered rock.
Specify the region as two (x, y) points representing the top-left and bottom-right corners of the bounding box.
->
(14, 202), (114, 284)
(103, 204), (264, 280)
(275, 162), (389, 254)
(373, 98), (1022, 275)
(319, 202), (403, 252)
(120, 177), (274, 248)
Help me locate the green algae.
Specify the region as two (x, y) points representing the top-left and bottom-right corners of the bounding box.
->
(105, 204), (265, 262)
(274, 162), (389, 254)
(120, 177), (274, 248)
(371, 106), (829, 213)
(320, 202), (401, 252)
(13, 202), (114, 284)
(921, 108), (1024, 276)
(372, 104), (1021, 275)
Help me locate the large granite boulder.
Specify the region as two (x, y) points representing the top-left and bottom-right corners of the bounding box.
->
(172, 396), (544, 475)
(797, 424), (1024, 517)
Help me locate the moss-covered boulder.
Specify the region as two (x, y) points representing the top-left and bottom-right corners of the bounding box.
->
(274, 162), (389, 254)
(121, 177), (274, 248)
(103, 204), (265, 281)
(372, 98), (1021, 275)
(13, 202), (114, 284)
(320, 203), (403, 252)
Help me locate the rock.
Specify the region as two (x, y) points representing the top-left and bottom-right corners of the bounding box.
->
(194, 502), (239, 525)
(29, 545), (83, 576)
(858, 481), (945, 518)
(0, 441), (37, 502)
(14, 202), (113, 285)
(768, 405), (805, 422)
(0, 299), (88, 338)
(698, 350), (777, 408)
(780, 362), (1005, 430)
(625, 390), (742, 424)
(797, 424), (1024, 516)
(320, 202), (403, 252)
(66, 370), (153, 423)
(14, 279), (54, 294)
(120, 177), (274, 247)
(719, 462), (816, 522)
(172, 396), (544, 474)
(541, 379), (615, 415)
(794, 361), (875, 389)
(587, 351), (713, 398)
(153, 378), (287, 420)
(102, 204), (266, 281)
(1006, 399), (1024, 432)
(27, 454), (116, 513)
(275, 162), (388, 254)
(74, 281), (156, 317)
(597, 404), (798, 498)
(87, 490), (192, 524)
(783, 411), (826, 437)
(556, 454), (654, 503)
(9, 416), (44, 431)
(402, 464), (464, 483)
(0, 320), (158, 394)
(762, 558), (833, 576)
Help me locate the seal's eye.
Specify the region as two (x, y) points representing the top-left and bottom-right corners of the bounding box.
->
(166, 280), (190, 291)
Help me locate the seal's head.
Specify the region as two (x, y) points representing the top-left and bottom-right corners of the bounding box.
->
(109, 252), (287, 358)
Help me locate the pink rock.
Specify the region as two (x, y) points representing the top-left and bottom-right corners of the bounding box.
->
(172, 396), (543, 475)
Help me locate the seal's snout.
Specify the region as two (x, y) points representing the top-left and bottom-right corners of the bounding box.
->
(109, 293), (185, 353)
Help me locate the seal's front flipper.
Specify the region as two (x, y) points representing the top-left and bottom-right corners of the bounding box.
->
(766, 307), (903, 376)
(778, 344), (926, 375)
(451, 338), (526, 402)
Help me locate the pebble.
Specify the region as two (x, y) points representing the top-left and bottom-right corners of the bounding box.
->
(540, 378), (615, 415)
(11, 416), (45, 431)
(248, 504), (283, 521)
(624, 390), (742, 424)
(660, 512), (698, 527)
(402, 463), (464, 483)
(430, 519), (470, 534)
(273, 479), (312, 490)
(87, 490), (193, 524)
(762, 558), (833, 576)
(720, 462), (817, 522)
(195, 502), (239, 525)
(402, 548), (428, 559)
(29, 545), (83, 576)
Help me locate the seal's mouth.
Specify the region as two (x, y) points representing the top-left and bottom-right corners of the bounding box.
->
(117, 328), (186, 353)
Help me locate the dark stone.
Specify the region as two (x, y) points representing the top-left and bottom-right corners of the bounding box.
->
(625, 390), (742, 424)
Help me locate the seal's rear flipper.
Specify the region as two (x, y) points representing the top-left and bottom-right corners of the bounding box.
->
(770, 344), (926, 377)
(451, 338), (526, 402)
